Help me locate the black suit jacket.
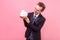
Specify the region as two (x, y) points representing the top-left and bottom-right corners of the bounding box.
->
(23, 12), (46, 40)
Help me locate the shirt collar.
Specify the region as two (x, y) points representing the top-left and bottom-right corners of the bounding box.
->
(34, 13), (40, 18)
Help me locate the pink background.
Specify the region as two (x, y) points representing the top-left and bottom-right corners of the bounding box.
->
(0, 0), (60, 40)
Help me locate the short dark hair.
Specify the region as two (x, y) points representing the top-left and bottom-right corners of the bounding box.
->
(37, 2), (46, 12)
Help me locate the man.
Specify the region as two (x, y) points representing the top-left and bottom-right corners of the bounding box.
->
(20, 2), (46, 40)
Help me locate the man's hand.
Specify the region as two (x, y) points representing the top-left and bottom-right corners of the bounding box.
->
(20, 16), (30, 24)
(20, 16), (26, 19)
(24, 17), (30, 24)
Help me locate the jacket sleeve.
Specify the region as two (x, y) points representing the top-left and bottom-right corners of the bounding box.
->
(23, 13), (30, 27)
(23, 19), (29, 27)
(27, 19), (46, 32)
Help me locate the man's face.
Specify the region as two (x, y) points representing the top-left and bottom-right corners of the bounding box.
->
(34, 5), (43, 15)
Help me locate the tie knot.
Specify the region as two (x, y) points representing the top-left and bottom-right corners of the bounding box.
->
(34, 15), (36, 19)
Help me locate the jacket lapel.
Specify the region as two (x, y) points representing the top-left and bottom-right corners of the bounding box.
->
(30, 13), (42, 24)
(35, 14), (41, 22)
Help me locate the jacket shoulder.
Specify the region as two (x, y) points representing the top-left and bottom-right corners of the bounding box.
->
(28, 12), (34, 15)
(40, 14), (46, 21)
(28, 12), (34, 17)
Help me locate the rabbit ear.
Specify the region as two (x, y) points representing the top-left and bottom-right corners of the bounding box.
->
(20, 10), (28, 17)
